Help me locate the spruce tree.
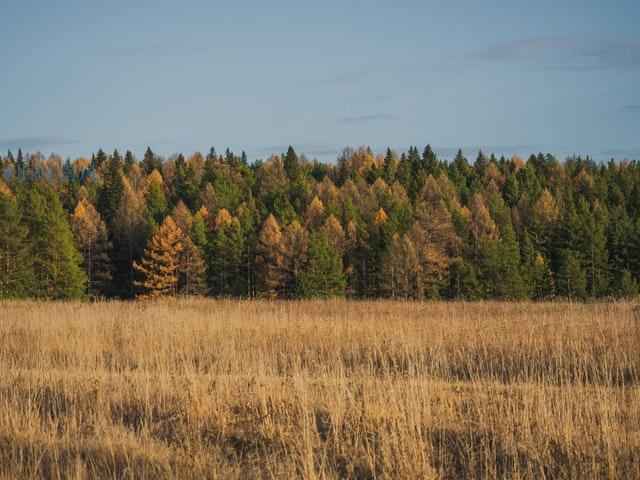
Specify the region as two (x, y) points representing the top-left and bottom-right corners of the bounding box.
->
(298, 232), (346, 298)
(0, 192), (34, 298)
(556, 249), (587, 300)
(97, 150), (125, 224)
(208, 210), (245, 296)
(123, 150), (135, 174)
(17, 185), (86, 299)
(141, 147), (162, 175)
(283, 146), (300, 181)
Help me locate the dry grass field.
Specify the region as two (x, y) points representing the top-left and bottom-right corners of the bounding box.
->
(0, 300), (638, 479)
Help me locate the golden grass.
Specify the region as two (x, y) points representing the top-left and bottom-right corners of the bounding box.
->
(0, 300), (638, 479)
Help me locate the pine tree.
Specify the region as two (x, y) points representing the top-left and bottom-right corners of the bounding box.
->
(93, 149), (107, 170)
(0, 192), (34, 298)
(447, 260), (481, 300)
(144, 169), (167, 227)
(141, 147), (162, 175)
(298, 232), (346, 298)
(133, 216), (183, 299)
(172, 154), (199, 210)
(70, 197), (112, 297)
(17, 185), (86, 299)
(478, 191), (526, 299)
(123, 150), (135, 174)
(208, 210), (245, 296)
(382, 148), (395, 185)
(575, 199), (609, 297)
(97, 150), (125, 224)
(283, 145), (300, 181)
(191, 210), (207, 248)
(556, 249), (587, 299)
(612, 269), (638, 299)
(422, 145), (438, 176)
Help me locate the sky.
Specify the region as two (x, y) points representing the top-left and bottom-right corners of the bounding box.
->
(1, 0), (639, 163)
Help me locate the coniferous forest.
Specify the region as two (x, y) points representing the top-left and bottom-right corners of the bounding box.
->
(1, 145), (639, 301)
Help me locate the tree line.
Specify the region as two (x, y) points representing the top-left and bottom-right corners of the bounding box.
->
(1, 145), (639, 300)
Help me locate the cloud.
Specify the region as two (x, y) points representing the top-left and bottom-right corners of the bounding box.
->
(0, 137), (82, 151)
(622, 104), (640, 114)
(471, 36), (640, 71)
(335, 114), (392, 125)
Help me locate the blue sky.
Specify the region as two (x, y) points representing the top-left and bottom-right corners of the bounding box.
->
(1, 0), (639, 162)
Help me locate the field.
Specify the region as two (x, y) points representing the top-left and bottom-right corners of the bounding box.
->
(0, 300), (638, 479)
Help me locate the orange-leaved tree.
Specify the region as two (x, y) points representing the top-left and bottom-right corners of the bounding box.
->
(133, 215), (183, 299)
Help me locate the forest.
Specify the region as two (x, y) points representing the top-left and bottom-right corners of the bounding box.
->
(1, 145), (639, 301)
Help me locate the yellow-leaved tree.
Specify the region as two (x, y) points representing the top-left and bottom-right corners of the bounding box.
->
(69, 196), (112, 297)
(133, 215), (183, 299)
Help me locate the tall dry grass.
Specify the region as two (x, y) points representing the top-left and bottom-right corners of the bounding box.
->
(0, 300), (638, 479)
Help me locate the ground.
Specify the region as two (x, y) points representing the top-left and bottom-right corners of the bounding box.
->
(0, 300), (638, 479)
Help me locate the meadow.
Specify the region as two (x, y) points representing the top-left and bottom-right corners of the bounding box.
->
(0, 300), (638, 479)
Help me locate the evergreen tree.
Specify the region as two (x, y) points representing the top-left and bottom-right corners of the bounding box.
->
(97, 150), (125, 224)
(144, 169), (167, 227)
(283, 145), (300, 181)
(123, 150), (135, 174)
(298, 232), (346, 298)
(17, 185), (86, 299)
(422, 144), (438, 176)
(208, 209), (245, 296)
(447, 260), (481, 300)
(0, 192), (34, 298)
(382, 148), (395, 185)
(611, 268), (638, 299)
(141, 147), (162, 174)
(172, 154), (199, 210)
(93, 149), (107, 170)
(556, 249), (588, 299)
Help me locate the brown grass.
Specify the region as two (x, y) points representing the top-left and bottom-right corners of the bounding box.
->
(0, 300), (638, 479)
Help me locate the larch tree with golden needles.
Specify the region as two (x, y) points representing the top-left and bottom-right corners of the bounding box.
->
(305, 196), (325, 231)
(112, 177), (148, 297)
(255, 214), (286, 298)
(282, 219), (308, 296)
(383, 233), (420, 299)
(70, 196), (112, 297)
(133, 216), (184, 299)
(412, 175), (461, 297)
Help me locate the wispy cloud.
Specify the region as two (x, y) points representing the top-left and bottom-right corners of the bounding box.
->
(0, 137), (82, 151)
(471, 36), (640, 71)
(335, 114), (392, 125)
(622, 104), (640, 114)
